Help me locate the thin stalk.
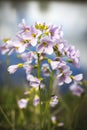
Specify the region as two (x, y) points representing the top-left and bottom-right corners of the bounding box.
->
(37, 53), (42, 130)
(49, 71), (54, 96)
(6, 54), (10, 86)
(11, 110), (16, 130)
(0, 106), (13, 128)
(47, 71), (54, 130)
(37, 53), (40, 78)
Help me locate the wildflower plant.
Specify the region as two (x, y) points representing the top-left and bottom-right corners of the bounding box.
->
(0, 19), (84, 130)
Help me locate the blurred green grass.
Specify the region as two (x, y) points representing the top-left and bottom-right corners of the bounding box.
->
(0, 87), (87, 130)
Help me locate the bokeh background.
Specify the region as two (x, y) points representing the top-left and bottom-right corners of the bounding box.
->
(0, 1), (87, 130)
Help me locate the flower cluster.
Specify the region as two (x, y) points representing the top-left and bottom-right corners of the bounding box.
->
(0, 19), (84, 108)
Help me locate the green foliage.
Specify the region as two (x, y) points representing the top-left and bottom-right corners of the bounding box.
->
(0, 87), (87, 130)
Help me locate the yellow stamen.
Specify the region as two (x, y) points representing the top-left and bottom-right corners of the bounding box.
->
(45, 31), (49, 35)
(43, 42), (47, 46)
(18, 63), (23, 68)
(70, 75), (74, 79)
(32, 33), (36, 38)
(48, 59), (52, 64)
(22, 39), (30, 44)
(3, 38), (10, 43)
(35, 23), (48, 30)
(39, 78), (43, 81)
(50, 31), (53, 36)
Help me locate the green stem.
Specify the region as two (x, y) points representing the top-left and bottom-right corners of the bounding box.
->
(37, 53), (42, 130)
(11, 110), (16, 130)
(37, 53), (40, 78)
(0, 106), (13, 128)
(49, 71), (54, 95)
(47, 71), (54, 130)
(6, 54), (10, 86)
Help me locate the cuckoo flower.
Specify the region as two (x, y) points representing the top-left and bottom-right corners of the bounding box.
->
(20, 26), (41, 47)
(53, 39), (67, 56)
(49, 59), (60, 70)
(18, 19), (30, 34)
(50, 95), (58, 107)
(72, 74), (83, 82)
(40, 83), (45, 89)
(8, 62), (33, 75)
(0, 39), (17, 55)
(8, 65), (19, 74)
(48, 25), (63, 40)
(28, 26), (41, 46)
(23, 63), (33, 75)
(41, 63), (51, 76)
(18, 98), (28, 109)
(33, 95), (40, 106)
(0, 44), (9, 55)
(58, 122), (64, 127)
(2, 38), (28, 54)
(69, 82), (84, 96)
(35, 22), (48, 31)
(20, 51), (36, 63)
(51, 116), (56, 124)
(8, 63), (23, 74)
(37, 38), (54, 55)
(0, 20), (84, 126)
(16, 35), (31, 53)
(27, 74), (41, 88)
(49, 58), (66, 70)
(66, 46), (80, 67)
(57, 65), (72, 86)
(73, 50), (80, 67)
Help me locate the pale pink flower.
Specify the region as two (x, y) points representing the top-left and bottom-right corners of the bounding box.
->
(73, 74), (83, 82)
(0, 45), (9, 55)
(51, 116), (56, 124)
(57, 65), (72, 86)
(41, 63), (51, 76)
(8, 63), (23, 74)
(58, 122), (64, 127)
(48, 25), (63, 39)
(18, 19), (30, 34)
(8, 65), (18, 74)
(27, 74), (41, 88)
(50, 60), (60, 70)
(70, 82), (84, 96)
(23, 63), (33, 74)
(50, 95), (58, 107)
(18, 98), (28, 109)
(33, 95), (40, 106)
(37, 38), (54, 55)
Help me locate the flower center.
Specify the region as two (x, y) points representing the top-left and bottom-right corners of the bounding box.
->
(3, 38), (10, 43)
(22, 39), (30, 44)
(43, 42), (47, 46)
(35, 23), (48, 30)
(18, 63), (23, 68)
(32, 33), (36, 38)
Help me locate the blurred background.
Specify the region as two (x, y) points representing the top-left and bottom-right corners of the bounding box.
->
(0, 1), (87, 130)
(0, 0), (87, 87)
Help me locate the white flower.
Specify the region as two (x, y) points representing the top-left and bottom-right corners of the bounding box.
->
(69, 82), (84, 96)
(8, 65), (18, 74)
(18, 98), (28, 109)
(50, 95), (58, 107)
(33, 95), (39, 106)
(8, 63), (23, 74)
